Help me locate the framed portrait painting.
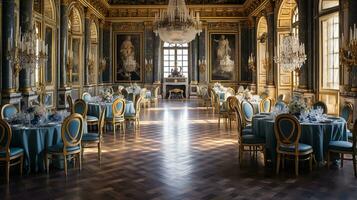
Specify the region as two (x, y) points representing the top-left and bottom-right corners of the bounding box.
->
(114, 32), (143, 82)
(209, 32), (239, 82)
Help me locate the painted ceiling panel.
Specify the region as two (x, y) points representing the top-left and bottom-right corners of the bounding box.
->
(108, 0), (246, 5)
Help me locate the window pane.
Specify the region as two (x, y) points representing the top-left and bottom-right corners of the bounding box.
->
(163, 43), (189, 77)
(321, 13), (339, 90)
(321, 0), (339, 10)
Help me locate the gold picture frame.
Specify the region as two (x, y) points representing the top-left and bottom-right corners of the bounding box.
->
(113, 32), (143, 83)
(208, 31), (239, 83)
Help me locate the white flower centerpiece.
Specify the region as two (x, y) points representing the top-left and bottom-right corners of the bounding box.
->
(243, 89), (252, 100)
(288, 95), (308, 118)
(100, 89), (113, 103)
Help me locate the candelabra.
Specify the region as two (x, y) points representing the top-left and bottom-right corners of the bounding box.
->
(340, 24), (357, 72)
(145, 58), (153, 72)
(198, 58), (207, 73)
(88, 53), (95, 75)
(7, 25), (48, 91)
(248, 53), (256, 72)
(66, 49), (73, 85)
(99, 57), (107, 74)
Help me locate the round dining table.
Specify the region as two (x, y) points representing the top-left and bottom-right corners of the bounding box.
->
(252, 114), (348, 164)
(10, 123), (62, 173)
(88, 100), (135, 119)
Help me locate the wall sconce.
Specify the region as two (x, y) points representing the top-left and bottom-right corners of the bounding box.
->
(66, 49), (73, 85)
(199, 57), (207, 73)
(99, 57), (107, 74)
(340, 25), (357, 72)
(145, 58), (153, 72)
(88, 53), (95, 73)
(248, 53), (256, 72)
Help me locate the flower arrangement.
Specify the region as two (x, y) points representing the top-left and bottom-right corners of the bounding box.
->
(214, 82), (223, 89)
(288, 95), (307, 116)
(26, 103), (47, 125)
(100, 89), (113, 102)
(243, 89), (252, 100)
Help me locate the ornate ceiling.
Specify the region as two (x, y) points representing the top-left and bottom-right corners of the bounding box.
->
(107, 0), (246, 5)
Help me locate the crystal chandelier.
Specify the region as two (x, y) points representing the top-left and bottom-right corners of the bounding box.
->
(274, 34), (306, 72)
(153, 0), (202, 44)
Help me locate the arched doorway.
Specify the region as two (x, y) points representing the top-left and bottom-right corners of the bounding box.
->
(256, 16), (268, 95)
(276, 0), (297, 102)
(68, 6), (84, 100)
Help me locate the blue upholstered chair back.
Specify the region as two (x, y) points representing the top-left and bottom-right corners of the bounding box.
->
(1, 104), (18, 120)
(341, 103), (353, 125)
(74, 99), (88, 117)
(82, 92), (91, 102)
(275, 101), (286, 111)
(241, 100), (254, 123)
(260, 97), (273, 113)
(274, 114), (301, 146)
(313, 101), (328, 114)
(0, 119), (11, 155)
(112, 98), (126, 117)
(61, 113), (84, 148)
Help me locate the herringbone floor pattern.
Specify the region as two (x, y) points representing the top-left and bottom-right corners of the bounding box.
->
(1, 100), (357, 200)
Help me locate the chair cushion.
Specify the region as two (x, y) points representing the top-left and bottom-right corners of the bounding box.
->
(279, 143), (312, 153)
(242, 135), (265, 144)
(48, 143), (80, 153)
(87, 115), (99, 122)
(82, 133), (100, 142)
(0, 147), (24, 157)
(106, 116), (125, 122)
(125, 113), (136, 118)
(242, 128), (253, 135)
(328, 141), (353, 152)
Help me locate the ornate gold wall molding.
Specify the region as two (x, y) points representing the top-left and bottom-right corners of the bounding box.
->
(112, 22), (145, 32)
(207, 22), (240, 31)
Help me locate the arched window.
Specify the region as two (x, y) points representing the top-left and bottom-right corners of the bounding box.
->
(163, 42), (189, 78)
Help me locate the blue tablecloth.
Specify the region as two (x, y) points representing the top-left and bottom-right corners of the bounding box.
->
(88, 101), (135, 119)
(10, 123), (62, 173)
(252, 114), (348, 163)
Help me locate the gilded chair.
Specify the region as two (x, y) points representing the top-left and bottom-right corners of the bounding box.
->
(67, 94), (74, 114)
(233, 105), (266, 166)
(227, 96), (239, 129)
(125, 96), (143, 129)
(226, 87), (235, 96)
(121, 88), (129, 99)
(340, 102), (354, 140)
(82, 92), (92, 103)
(150, 86), (160, 107)
(75, 98), (98, 128)
(241, 100), (254, 128)
(0, 119), (24, 183)
(212, 90), (229, 127)
(209, 87), (216, 113)
(274, 101), (287, 111)
(140, 88), (150, 108)
(82, 108), (106, 161)
(274, 114), (314, 176)
(105, 98), (126, 138)
(260, 97), (274, 113)
(313, 101), (328, 114)
(1, 104), (18, 120)
(199, 85), (211, 109)
(45, 113), (84, 176)
(327, 120), (357, 177)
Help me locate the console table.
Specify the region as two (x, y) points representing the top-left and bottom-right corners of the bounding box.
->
(163, 77), (189, 99)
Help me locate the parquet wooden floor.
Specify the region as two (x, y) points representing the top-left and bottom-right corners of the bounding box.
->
(1, 100), (357, 200)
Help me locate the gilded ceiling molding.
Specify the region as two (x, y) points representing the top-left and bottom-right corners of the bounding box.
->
(78, 0), (107, 19)
(245, 0), (270, 17)
(107, 5), (246, 20)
